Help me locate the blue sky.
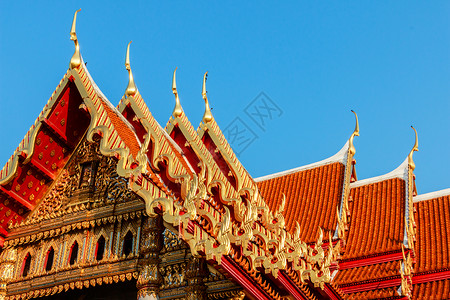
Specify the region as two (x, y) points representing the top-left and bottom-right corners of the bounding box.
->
(0, 2), (449, 194)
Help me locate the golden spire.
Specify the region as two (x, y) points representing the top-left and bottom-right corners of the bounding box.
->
(172, 67), (183, 117)
(202, 72), (213, 123)
(69, 9), (82, 69)
(408, 126), (419, 171)
(125, 41), (137, 97)
(348, 110), (360, 156)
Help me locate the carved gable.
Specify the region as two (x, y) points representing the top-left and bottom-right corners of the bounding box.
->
(24, 139), (136, 225)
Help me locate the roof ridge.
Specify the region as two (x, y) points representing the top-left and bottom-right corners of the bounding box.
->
(80, 57), (140, 146)
(254, 140), (349, 182)
(413, 188), (450, 202)
(350, 157), (409, 188)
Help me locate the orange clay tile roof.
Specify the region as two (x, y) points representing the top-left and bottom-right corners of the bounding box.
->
(344, 287), (399, 300)
(414, 194), (450, 273)
(344, 178), (406, 259)
(98, 99), (141, 159)
(256, 162), (345, 243)
(412, 279), (450, 300)
(334, 261), (400, 286)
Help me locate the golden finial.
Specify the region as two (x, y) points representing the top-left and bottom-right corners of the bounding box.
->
(172, 67), (183, 117)
(408, 126), (419, 171)
(125, 41), (137, 97)
(202, 72), (213, 123)
(348, 110), (360, 156)
(69, 9), (82, 69)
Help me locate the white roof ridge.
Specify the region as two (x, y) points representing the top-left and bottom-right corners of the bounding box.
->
(254, 141), (349, 182)
(413, 188), (450, 203)
(350, 157), (409, 188)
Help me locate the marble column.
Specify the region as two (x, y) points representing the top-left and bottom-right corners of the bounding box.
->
(137, 216), (163, 300)
(185, 257), (208, 300)
(0, 248), (17, 300)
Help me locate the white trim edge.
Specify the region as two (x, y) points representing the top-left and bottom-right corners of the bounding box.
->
(413, 188), (450, 203)
(350, 157), (409, 188)
(254, 141), (349, 182)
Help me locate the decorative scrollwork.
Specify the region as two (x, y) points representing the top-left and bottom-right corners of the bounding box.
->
(159, 263), (186, 289)
(26, 170), (72, 223)
(162, 228), (184, 252)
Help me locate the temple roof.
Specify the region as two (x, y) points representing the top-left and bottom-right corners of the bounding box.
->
(345, 177), (406, 259)
(350, 157), (410, 188)
(334, 260), (400, 286)
(413, 188), (450, 203)
(257, 161), (345, 242)
(414, 191), (450, 274)
(2, 9), (450, 300)
(255, 140), (350, 182)
(412, 279), (450, 300)
(344, 287), (399, 300)
(255, 135), (359, 243)
(77, 58), (142, 158)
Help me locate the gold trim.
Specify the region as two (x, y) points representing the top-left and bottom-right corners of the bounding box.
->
(69, 9), (82, 70)
(408, 126), (419, 171)
(125, 41), (137, 97)
(0, 74), (72, 185)
(335, 110), (360, 241)
(172, 67), (183, 117)
(202, 72), (213, 123)
(348, 110), (359, 156)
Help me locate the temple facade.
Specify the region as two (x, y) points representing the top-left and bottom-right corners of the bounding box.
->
(0, 11), (448, 300)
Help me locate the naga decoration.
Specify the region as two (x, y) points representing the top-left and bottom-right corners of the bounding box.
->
(1, 10), (346, 299)
(1, 8), (435, 300)
(172, 68), (183, 118)
(404, 126), (418, 251)
(202, 72), (213, 123)
(398, 245), (413, 297)
(125, 41), (138, 97)
(69, 9), (82, 69)
(125, 71), (342, 292)
(335, 110), (359, 243)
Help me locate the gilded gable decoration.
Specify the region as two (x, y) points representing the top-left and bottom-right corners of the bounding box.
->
(335, 110), (360, 243)
(69, 9), (82, 70)
(172, 68), (183, 118)
(2, 9), (449, 300)
(202, 72), (213, 123)
(125, 41), (137, 97)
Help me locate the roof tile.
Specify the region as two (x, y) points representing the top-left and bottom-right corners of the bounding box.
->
(412, 279), (450, 300)
(344, 287), (399, 300)
(344, 178), (406, 259)
(334, 261), (400, 286)
(256, 162), (345, 243)
(414, 194), (450, 274)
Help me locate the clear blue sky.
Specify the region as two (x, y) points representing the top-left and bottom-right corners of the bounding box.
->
(0, 2), (449, 194)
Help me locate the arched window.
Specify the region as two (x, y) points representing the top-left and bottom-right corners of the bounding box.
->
(95, 236), (106, 261)
(123, 231), (133, 257)
(44, 247), (55, 271)
(69, 241), (79, 265)
(22, 253), (32, 277)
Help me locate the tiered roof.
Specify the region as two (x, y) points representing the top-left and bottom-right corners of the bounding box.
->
(411, 189), (450, 300)
(345, 177), (406, 258)
(1, 9), (449, 300)
(256, 151), (346, 242)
